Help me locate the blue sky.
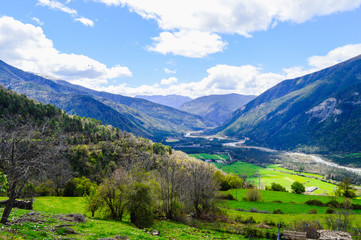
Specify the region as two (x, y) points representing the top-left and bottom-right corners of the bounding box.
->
(1, 0), (361, 98)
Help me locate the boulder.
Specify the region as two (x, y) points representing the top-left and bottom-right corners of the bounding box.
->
(317, 230), (352, 240)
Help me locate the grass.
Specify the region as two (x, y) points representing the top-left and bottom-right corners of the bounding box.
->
(189, 153), (229, 161)
(216, 161), (338, 195)
(216, 161), (262, 177)
(1, 197), (249, 240)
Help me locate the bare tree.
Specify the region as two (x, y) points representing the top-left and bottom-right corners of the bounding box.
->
(0, 116), (65, 224)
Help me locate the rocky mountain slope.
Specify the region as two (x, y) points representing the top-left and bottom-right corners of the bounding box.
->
(215, 55), (361, 153)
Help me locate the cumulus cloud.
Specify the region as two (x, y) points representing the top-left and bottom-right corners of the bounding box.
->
(92, 0), (361, 57)
(0, 16), (131, 89)
(161, 77), (178, 85)
(37, 0), (94, 27)
(147, 30), (227, 58)
(98, 43), (361, 98)
(307, 43), (361, 69)
(74, 17), (95, 27)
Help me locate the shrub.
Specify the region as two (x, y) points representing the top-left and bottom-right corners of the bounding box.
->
(272, 209), (284, 214)
(244, 188), (262, 202)
(292, 220), (322, 239)
(308, 209), (318, 214)
(217, 193), (235, 200)
(265, 182), (287, 192)
(327, 199), (340, 208)
(326, 207), (335, 214)
(128, 182), (154, 228)
(63, 179), (77, 197)
(291, 181), (305, 194)
(305, 199), (324, 206)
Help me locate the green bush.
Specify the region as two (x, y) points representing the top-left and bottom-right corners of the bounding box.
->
(272, 209), (284, 214)
(326, 207), (335, 214)
(217, 193), (235, 200)
(265, 182), (287, 192)
(128, 182), (154, 229)
(305, 199), (324, 206)
(63, 179), (77, 197)
(308, 209), (318, 214)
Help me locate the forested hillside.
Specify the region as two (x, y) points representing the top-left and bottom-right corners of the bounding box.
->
(215, 55), (361, 153)
(0, 60), (215, 141)
(0, 86), (239, 227)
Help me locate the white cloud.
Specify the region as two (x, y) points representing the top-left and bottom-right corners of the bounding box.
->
(92, 0), (361, 57)
(147, 30), (227, 58)
(161, 77), (178, 85)
(307, 43), (361, 69)
(37, 0), (94, 27)
(98, 43), (361, 98)
(74, 17), (95, 27)
(0, 16), (131, 89)
(32, 17), (44, 26)
(37, 0), (77, 15)
(164, 68), (176, 74)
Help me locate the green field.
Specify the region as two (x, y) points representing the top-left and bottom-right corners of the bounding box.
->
(189, 153), (229, 161)
(217, 161), (338, 195)
(1, 196), (248, 240)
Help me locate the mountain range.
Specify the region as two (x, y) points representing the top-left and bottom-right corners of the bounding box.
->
(135, 95), (192, 109)
(214, 55), (361, 153)
(0, 60), (215, 141)
(180, 93), (256, 125)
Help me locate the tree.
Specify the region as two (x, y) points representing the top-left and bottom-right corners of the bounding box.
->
(291, 181), (305, 194)
(335, 178), (357, 198)
(96, 168), (129, 220)
(127, 181), (154, 228)
(0, 116), (64, 224)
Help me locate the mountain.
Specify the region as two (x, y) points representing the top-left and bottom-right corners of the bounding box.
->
(180, 93), (256, 124)
(215, 55), (361, 153)
(0, 60), (215, 140)
(135, 94), (192, 109)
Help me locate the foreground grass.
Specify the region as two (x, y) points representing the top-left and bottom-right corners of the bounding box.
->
(1, 197), (248, 239)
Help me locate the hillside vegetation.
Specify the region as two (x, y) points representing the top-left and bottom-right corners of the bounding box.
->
(0, 60), (215, 141)
(215, 55), (361, 153)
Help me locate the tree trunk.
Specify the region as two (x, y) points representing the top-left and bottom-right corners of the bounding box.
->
(1, 197), (15, 224)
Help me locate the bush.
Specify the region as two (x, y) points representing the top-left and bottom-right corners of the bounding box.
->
(308, 209), (318, 214)
(217, 193), (235, 200)
(272, 209), (284, 214)
(292, 220), (322, 239)
(128, 182), (154, 228)
(63, 179), (77, 197)
(244, 188), (262, 202)
(291, 181), (305, 194)
(326, 207), (335, 214)
(305, 199), (324, 206)
(327, 199), (340, 208)
(265, 182), (287, 192)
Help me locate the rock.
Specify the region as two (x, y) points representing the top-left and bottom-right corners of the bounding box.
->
(317, 230), (352, 240)
(0, 199), (33, 210)
(256, 223), (271, 229)
(151, 230), (160, 236)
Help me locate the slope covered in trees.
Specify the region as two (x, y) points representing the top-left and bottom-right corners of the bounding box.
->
(0, 60), (215, 141)
(214, 55), (361, 153)
(0, 86), (239, 226)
